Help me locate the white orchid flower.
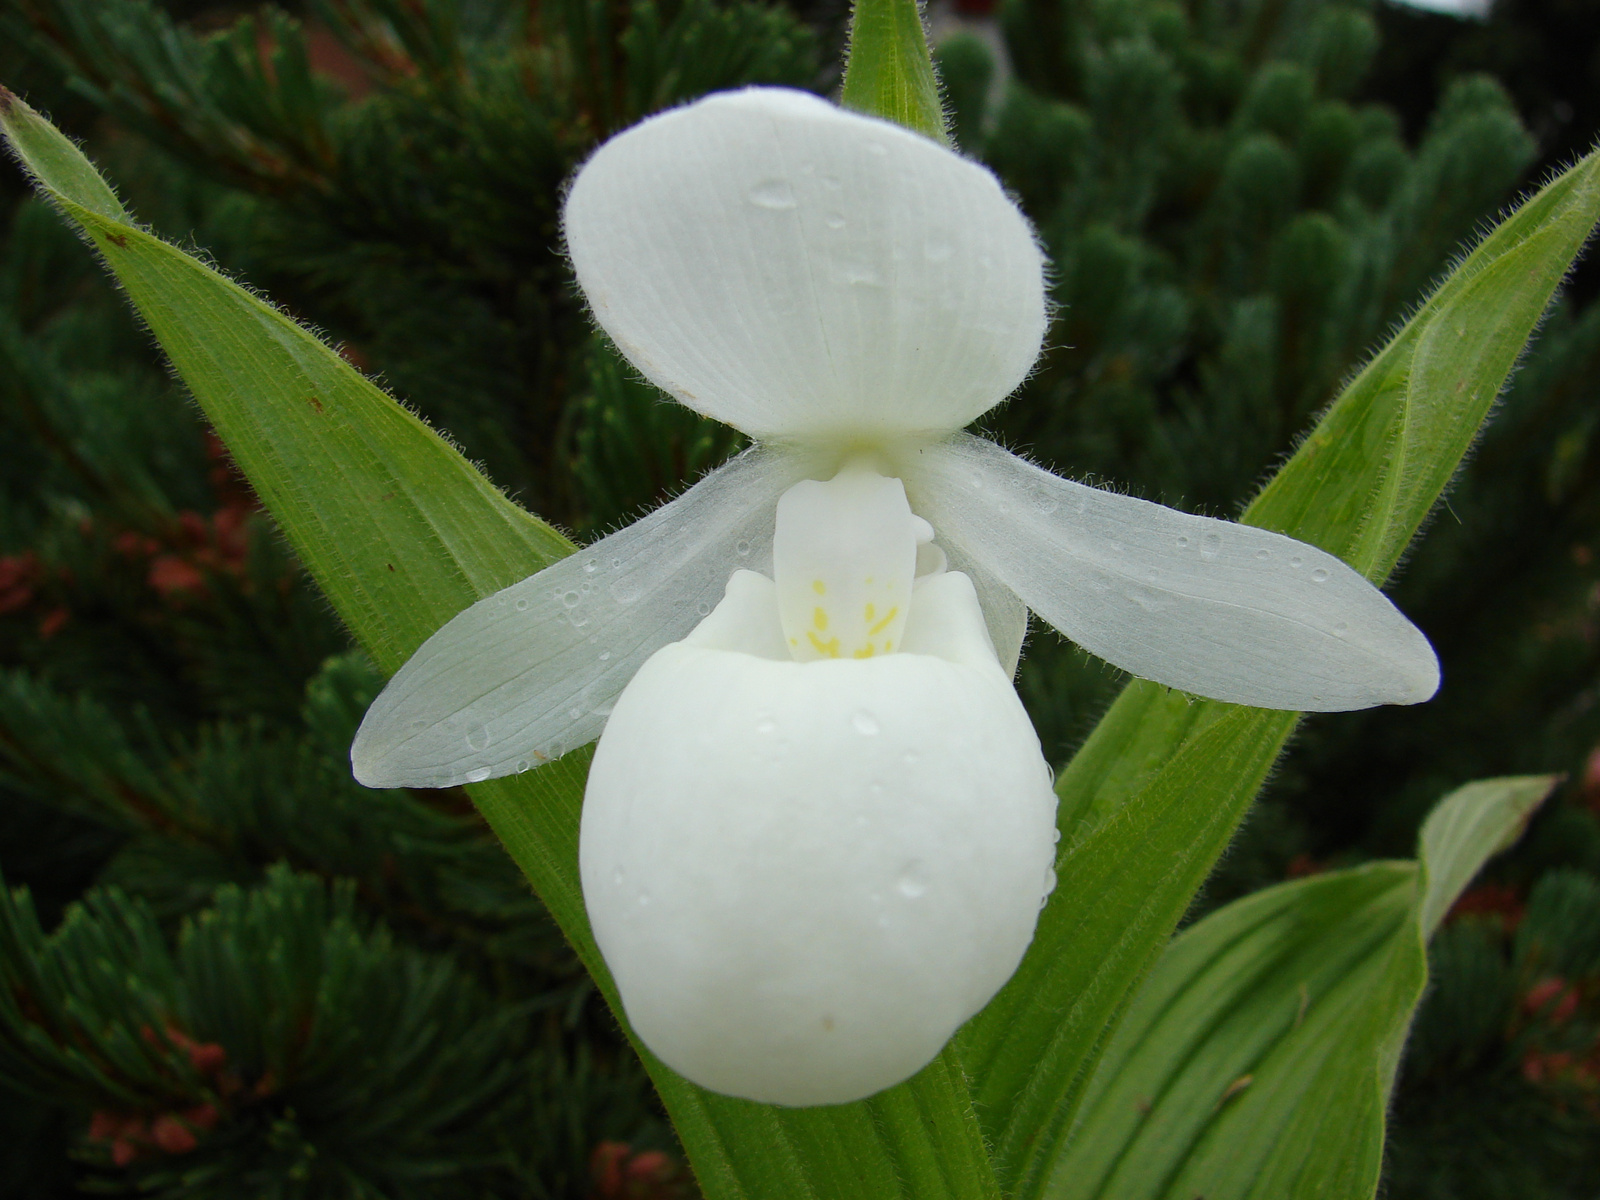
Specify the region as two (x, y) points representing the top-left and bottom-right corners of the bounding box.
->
(351, 87), (1438, 1107)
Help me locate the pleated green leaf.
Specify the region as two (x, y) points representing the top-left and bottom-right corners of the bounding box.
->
(1047, 775), (1555, 1200)
(839, 0), (949, 144)
(0, 88), (998, 1200)
(960, 152), (1600, 1200)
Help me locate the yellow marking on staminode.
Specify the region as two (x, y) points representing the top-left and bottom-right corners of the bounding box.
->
(853, 645), (876, 659)
(868, 607), (900, 636)
(884, 641), (892, 652)
(813, 607), (829, 631)
(812, 579), (826, 595)
(864, 603), (876, 623)
(807, 631), (841, 657)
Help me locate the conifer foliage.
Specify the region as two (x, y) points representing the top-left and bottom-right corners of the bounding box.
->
(2, 0), (1600, 1195)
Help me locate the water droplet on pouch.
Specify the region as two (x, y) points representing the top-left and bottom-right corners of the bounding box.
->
(897, 861), (927, 898)
(747, 179), (796, 209)
(1311, 567), (1329, 583)
(466, 724), (491, 751)
(1052, 827), (1062, 844)
(735, 539), (752, 556)
(1290, 556), (1304, 569)
(696, 601), (711, 616)
(1255, 548), (1271, 560)
(465, 766), (491, 783)
(561, 590), (580, 608)
(1201, 533), (1222, 560)
(516, 760), (531, 773)
(611, 557), (623, 569)
(852, 710), (880, 736)
(1176, 535), (1190, 549)
(515, 597), (529, 611)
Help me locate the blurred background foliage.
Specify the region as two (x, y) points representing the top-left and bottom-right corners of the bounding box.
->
(0, 0), (1597, 1195)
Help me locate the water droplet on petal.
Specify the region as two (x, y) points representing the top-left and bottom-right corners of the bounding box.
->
(1176, 535), (1190, 549)
(1290, 555), (1304, 569)
(1201, 533), (1222, 560)
(466, 724), (491, 751)
(735, 539), (752, 556)
(1334, 622), (1349, 638)
(583, 559), (597, 573)
(568, 707), (582, 720)
(755, 716), (777, 735)
(516, 760), (531, 773)
(465, 766), (491, 783)
(747, 179), (796, 209)
(598, 650), (611, 662)
(612, 867), (624, 885)
(637, 890), (652, 907)
(852, 710), (880, 736)
(825, 212), (846, 230)
(1311, 567), (1329, 583)
(514, 597), (529, 611)
(696, 600), (711, 616)
(1256, 548), (1271, 560)
(561, 590), (580, 608)
(611, 579), (640, 604)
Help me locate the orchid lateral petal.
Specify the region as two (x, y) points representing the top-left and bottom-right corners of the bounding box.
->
(351, 447), (805, 787)
(906, 435), (1440, 712)
(564, 87), (1046, 443)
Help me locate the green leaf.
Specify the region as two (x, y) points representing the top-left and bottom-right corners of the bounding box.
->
(1045, 775), (1556, 1200)
(840, 0), (949, 144)
(959, 152), (1600, 1199)
(0, 88), (998, 1200)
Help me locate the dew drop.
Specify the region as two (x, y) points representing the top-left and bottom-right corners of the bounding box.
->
(842, 264), (882, 287)
(1311, 567), (1329, 583)
(598, 650), (611, 662)
(612, 867), (625, 886)
(581, 582), (594, 594)
(897, 861), (928, 898)
(696, 600), (711, 616)
(464, 766), (491, 783)
(611, 556), (624, 569)
(568, 707), (582, 720)
(637, 891), (652, 907)
(1200, 533), (1222, 560)
(561, 590), (581, 608)
(825, 212), (846, 230)
(1255, 548), (1271, 561)
(1176, 535), (1190, 549)
(583, 559), (598, 574)
(1333, 622), (1349, 638)
(516, 760), (531, 773)
(852, 710), (880, 736)
(1033, 491), (1059, 515)
(515, 597), (529, 611)
(755, 715), (778, 735)
(1052, 827), (1062, 845)
(466, 724), (491, 751)
(735, 539), (752, 556)
(747, 179), (797, 209)
(1290, 555), (1304, 569)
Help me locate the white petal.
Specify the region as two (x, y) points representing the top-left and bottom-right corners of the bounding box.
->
(580, 570), (1056, 1105)
(905, 435), (1441, 712)
(564, 87), (1046, 442)
(350, 448), (806, 787)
